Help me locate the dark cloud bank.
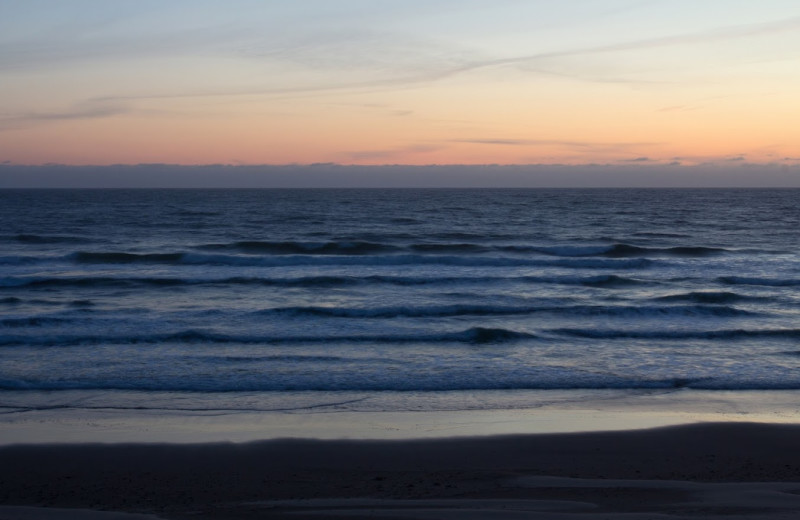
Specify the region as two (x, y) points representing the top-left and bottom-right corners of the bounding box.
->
(1, 163), (798, 188)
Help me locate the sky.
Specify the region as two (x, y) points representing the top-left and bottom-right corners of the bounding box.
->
(1, 1), (800, 186)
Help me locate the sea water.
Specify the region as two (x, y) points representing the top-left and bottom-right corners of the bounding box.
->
(1, 188), (799, 438)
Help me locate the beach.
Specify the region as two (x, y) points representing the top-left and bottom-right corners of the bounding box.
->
(3, 421), (800, 519)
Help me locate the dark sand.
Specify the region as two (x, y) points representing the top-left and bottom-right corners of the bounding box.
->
(3, 422), (800, 519)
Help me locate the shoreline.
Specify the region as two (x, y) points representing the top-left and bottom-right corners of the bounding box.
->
(4, 422), (800, 519)
(4, 388), (800, 444)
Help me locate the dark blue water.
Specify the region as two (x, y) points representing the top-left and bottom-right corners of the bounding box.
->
(1, 189), (799, 414)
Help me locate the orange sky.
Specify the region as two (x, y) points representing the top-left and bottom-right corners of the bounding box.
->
(2, 1), (799, 169)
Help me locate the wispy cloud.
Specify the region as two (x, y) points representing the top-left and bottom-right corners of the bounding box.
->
(479, 15), (800, 69)
(453, 138), (535, 146)
(347, 144), (443, 161)
(94, 13), (800, 105)
(0, 100), (128, 131)
(452, 138), (660, 150)
(620, 156), (655, 163)
(5, 8), (800, 133)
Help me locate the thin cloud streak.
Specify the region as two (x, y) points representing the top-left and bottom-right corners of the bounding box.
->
(468, 15), (800, 72)
(453, 138), (662, 150)
(0, 101), (128, 131)
(57, 14), (800, 108)
(347, 144), (443, 161)
(619, 157), (656, 163)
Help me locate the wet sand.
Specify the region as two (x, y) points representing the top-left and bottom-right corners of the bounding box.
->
(3, 422), (800, 519)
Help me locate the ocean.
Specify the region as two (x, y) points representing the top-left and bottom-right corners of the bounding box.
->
(1, 188), (799, 439)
